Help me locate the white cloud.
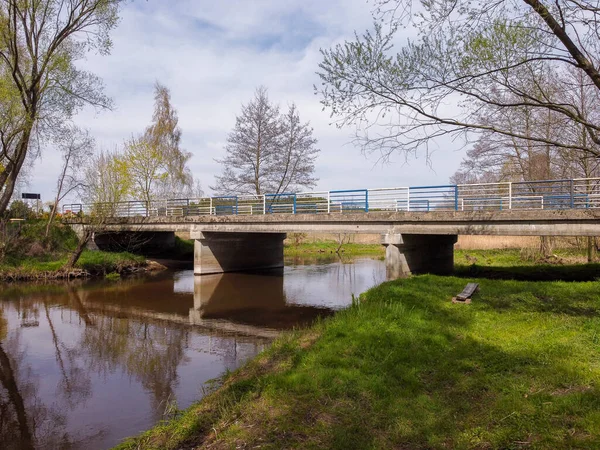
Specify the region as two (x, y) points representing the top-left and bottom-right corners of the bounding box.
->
(31, 0), (467, 202)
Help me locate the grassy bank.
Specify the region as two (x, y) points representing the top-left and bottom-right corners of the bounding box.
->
(0, 220), (148, 280)
(115, 274), (600, 449)
(284, 241), (384, 257)
(0, 249), (147, 280)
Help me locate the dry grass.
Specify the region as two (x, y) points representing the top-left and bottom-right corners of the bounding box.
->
(456, 235), (598, 250)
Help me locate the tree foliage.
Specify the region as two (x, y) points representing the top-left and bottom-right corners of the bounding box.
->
(0, 0), (122, 216)
(317, 0), (600, 161)
(212, 86), (319, 196)
(122, 82), (193, 203)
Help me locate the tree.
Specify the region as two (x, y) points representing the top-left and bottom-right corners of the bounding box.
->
(0, 0), (122, 217)
(45, 127), (93, 238)
(316, 1), (600, 162)
(123, 135), (168, 207)
(452, 66), (600, 258)
(272, 104), (319, 194)
(83, 149), (130, 208)
(124, 82), (193, 203)
(63, 148), (130, 271)
(212, 87), (319, 196)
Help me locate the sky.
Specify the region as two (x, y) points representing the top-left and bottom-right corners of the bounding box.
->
(30, 0), (468, 202)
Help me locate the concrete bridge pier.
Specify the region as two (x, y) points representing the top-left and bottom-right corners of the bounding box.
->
(192, 232), (287, 275)
(382, 234), (457, 279)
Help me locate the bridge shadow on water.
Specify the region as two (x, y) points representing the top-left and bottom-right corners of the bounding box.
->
(453, 262), (600, 282)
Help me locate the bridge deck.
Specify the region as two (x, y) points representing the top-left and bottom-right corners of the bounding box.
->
(67, 209), (600, 237)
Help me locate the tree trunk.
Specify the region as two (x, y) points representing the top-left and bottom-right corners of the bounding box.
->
(44, 203), (58, 239)
(0, 344), (34, 450)
(0, 129), (33, 216)
(587, 236), (595, 263)
(539, 236), (554, 258)
(63, 230), (92, 271)
(336, 233), (350, 255)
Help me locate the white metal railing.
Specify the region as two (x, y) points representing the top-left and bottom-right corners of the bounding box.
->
(61, 177), (600, 218)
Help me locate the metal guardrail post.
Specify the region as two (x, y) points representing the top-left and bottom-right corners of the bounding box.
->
(210, 197), (213, 215)
(407, 188), (410, 211)
(365, 190), (369, 212)
(327, 192), (330, 213)
(570, 179), (575, 208)
(293, 195), (297, 214)
(263, 195), (266, 215)
(508, 182), (512, 210)
(454, 185), (459, 211)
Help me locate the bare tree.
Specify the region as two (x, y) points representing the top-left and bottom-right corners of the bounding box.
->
(212, 87), (319, 196)
(271, 104), (319, 194)
(317, 0), (600, 163)
(452, 66), (600, 258)
(0, 0), (123, 216)
(45, 127), (94, 238)
(212, 87), (282, 196)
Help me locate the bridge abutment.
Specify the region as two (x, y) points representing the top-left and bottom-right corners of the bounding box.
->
(382, 234), (457, 279)
(193, 232), (286, 275)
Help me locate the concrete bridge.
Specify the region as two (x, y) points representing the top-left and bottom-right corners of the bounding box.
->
(67, 208), (600, 279)
(64, 178), (600, 278)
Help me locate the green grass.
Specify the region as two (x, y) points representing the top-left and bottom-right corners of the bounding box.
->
(114, 274), (600, 450)
(0, 249), (145, 277)
(284, 241), (384, 257)
(173, 236), (195, 258)
(0, 220), (147, 279)
(455, 249), (600, 281)
(455, 248), (593, 267)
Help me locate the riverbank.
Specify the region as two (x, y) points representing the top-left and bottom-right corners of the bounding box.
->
(115, 272), (600, 449)
(0, 249), (150, 281)
(284, 241), (384, 257)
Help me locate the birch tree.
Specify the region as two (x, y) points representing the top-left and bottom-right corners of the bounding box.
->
(124, 82), (193, 202)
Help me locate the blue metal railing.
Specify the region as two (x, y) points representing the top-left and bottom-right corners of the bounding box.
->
(61, 177), (600, 218)
(212, 196), (238, 215)
(408, 185), (458, 211)
(330, 189), (369, 213)
(265, 193), (296, 214)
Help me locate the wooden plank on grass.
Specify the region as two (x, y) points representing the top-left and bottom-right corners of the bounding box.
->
(456, 283), (480, 301)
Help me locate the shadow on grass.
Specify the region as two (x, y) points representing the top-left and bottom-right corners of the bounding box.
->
(454, 262), (600, 282)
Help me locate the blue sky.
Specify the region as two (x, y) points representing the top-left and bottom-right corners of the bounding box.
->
(31, 0), (467, 201)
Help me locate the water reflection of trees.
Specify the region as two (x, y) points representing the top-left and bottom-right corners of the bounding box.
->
(2, 270), (342, 448)
(0, 333), (77, 450)
(80, 314), (189, 419)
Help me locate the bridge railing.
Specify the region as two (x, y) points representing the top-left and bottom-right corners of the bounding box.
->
(457, 182), (510, 211)
(407, 185), (458, 211)
(296, 191), (329, 213)
(573, 178), (600, 209)
(367, 187), (409, 212)
(329, 189), (368, 213)
(61, 177), (600, 219)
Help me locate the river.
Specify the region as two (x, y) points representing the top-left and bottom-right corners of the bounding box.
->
(0, 256), (386, 450)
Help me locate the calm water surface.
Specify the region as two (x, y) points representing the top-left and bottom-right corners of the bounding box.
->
(0, 257), (385, 449)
